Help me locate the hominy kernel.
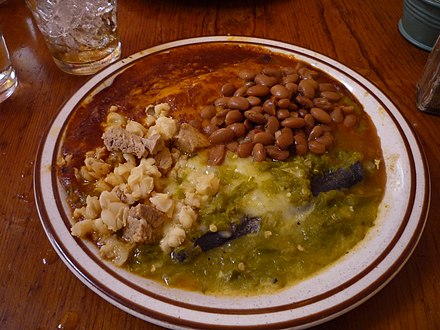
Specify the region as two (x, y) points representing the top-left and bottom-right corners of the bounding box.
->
(264, 231), (273, 238)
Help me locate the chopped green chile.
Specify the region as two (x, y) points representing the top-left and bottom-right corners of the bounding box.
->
(128, 151), (384, 295)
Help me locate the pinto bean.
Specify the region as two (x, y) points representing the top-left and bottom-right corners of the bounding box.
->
(244, 110), (267, 124)
(207, 145), (226, 165)
(238, 69), (257, 81)
(298, 67), (319, 79)
(265, 116), (280, 135)
(313, 97), (333, 111)
(285, 82), (298, 94)
(226, 141), (239, 152)
(262, 66), (283, 79)
(188, 119), (202, 131)
(304, 113), (315, 128)
(276, 130), (294, 150)
(233, 85), (248, 97)
(307, 79), (319, 89)
(277, 109), (291, 120)
(281, 117), (306, 129)
(330, 107), (344, 123)
(253, 132), (275, 145)
(247, 96), (262, 106)
(297, 108), (308, 118)
(221, 83), (236, 96)
(228, 96), (250, 110)
(227, 122), (247, 138)
(343, 114), (358, 128)
(262, 98), (277, 116)
(251, 105), (264, 114)
(209, 127), (235, 144)
(295, 95), (314, 109)
(270, 84), (291, 99)
(203, 123), (219, 135)
(294, 128), (307, 138)
(254, 73), (278, 87)
(320, 91), (341, 102)
(283, 66), (298, 75)
(210, 115), (224, 126)
(216, 108), (230, 118)
(341, 105), (355, 114)
(281, 73), (300, 84)
(237, 141), (254, 158)
(288, 102), (298, 111)
(295, 144), (308, 156)
(201, 105), (216, 119)
(319, 83), (338, 92)
(294, 134), (308, 156)
(277, 98), (291, 109)
(310, 107), (332, 124)
(225, 110), (244, 125)
(252, 143), (267, 162)
(308, 140), (326, 155)
(243, 128), (263, 143)
(247, 84), (270, 97)
(308, 125), (324, 141)
(281, 127), (295, 137)
(214, 97), (230, 107)
(243, 118), (254, 131)
(266, 146), (290, 161)
(298, 79), (316, 99)
(315, 131), (334, 148)
(320, 124), (335, 132)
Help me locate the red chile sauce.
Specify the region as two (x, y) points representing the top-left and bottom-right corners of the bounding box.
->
(58, 43), (384, 209)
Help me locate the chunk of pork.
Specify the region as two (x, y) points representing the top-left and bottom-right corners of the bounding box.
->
(102, 127), (147, 158)
(174, 123), (210, 153)
(122, 204), (165, 244)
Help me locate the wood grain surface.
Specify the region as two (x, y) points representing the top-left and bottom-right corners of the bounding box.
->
(0, 0), (439, 329)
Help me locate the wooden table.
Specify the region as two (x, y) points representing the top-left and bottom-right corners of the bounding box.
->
(0, 0), (438, 329)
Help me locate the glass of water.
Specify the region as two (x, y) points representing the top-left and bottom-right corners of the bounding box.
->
(26, 0), (121, 75)
(0, 30), (18, 103)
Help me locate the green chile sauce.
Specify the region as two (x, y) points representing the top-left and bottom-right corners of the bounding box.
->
(127, 149), (384, 295)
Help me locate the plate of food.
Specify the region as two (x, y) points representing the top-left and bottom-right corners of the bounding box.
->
(34, 36), (430, 329)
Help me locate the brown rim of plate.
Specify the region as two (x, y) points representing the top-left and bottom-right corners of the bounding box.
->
(34, 37), (431, 329)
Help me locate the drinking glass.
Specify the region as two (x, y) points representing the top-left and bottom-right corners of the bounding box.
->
(417, 35), (440, 114)
(26, 0), (121, 75)
(0, 31), (18, 103)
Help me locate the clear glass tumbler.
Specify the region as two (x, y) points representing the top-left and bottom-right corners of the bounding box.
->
(26, 0), (122, 75)
(417, 35), (440, 115)
(0, 31), (18, 103)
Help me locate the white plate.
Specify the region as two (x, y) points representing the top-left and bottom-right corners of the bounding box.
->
(34, 36), (430, 329)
